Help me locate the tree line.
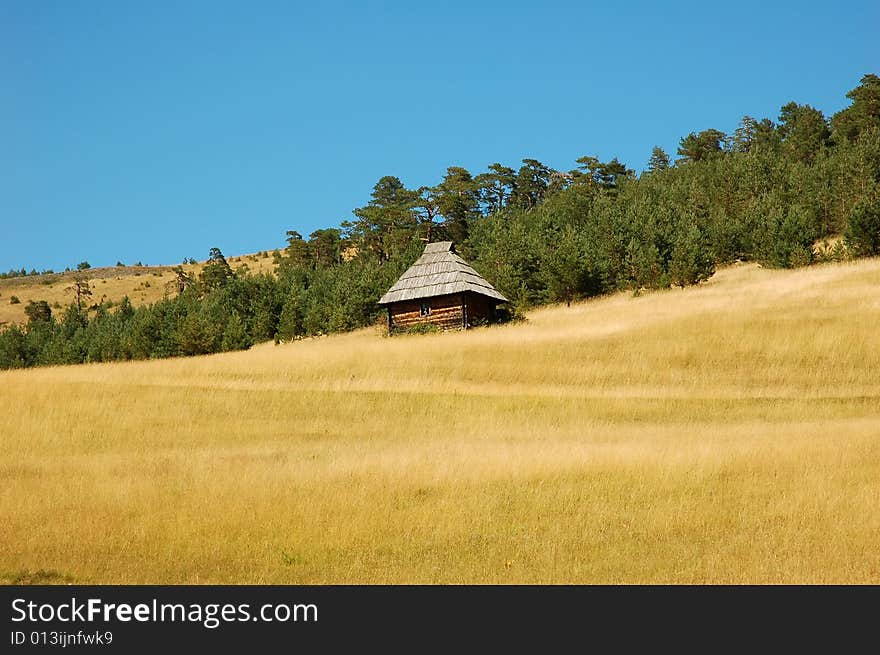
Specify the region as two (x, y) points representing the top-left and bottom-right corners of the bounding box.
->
(1, 73), (878, 369)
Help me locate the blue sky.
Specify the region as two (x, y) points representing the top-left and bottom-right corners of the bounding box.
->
(2, 1), (877, 271)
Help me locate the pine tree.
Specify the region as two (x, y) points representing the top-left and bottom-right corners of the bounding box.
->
(199, 248), (234, 292)
(434, 167), (480, 243)
(844, 196), (880, 256)
(647, 146), (670, 172)
(676, 129), (726, 163)
(64, 276), (92, 310)
(24, 300), (52, 324)
(669, 223), (715, 287)
(778, 102), (829, 163)
(831, 73), (880, 143)
(221, 313), (252, 351)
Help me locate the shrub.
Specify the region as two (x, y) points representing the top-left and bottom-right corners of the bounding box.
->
(494, 306), (527, 325)
(814, 239), (850, 263)
(9, 296), (20, 304)
(788, 244), (814, 268)
(399, 323), (443, 335)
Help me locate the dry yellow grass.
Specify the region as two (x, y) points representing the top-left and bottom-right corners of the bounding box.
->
(0, 253), (279, 326)
(1, 259), (879, 583)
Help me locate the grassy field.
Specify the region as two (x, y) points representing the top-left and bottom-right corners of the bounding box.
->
(0, 252), (279, 327)
(1, 259), (879, 584)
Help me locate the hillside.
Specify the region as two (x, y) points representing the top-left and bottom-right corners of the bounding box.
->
(1, 258), (879, 583)
(0, 251), (280, 327)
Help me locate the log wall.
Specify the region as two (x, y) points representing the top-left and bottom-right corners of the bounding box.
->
(387, 292), (502, 333)
(388, 294), (464, 331)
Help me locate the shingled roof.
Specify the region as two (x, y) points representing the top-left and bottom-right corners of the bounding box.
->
(378, 242), (509, 305)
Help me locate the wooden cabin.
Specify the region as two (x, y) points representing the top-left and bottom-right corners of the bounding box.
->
(378, 241), (509, 333)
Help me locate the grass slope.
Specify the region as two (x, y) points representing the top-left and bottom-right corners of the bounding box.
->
(0, 252), (278, 326)
(1, 259), (879, 583)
